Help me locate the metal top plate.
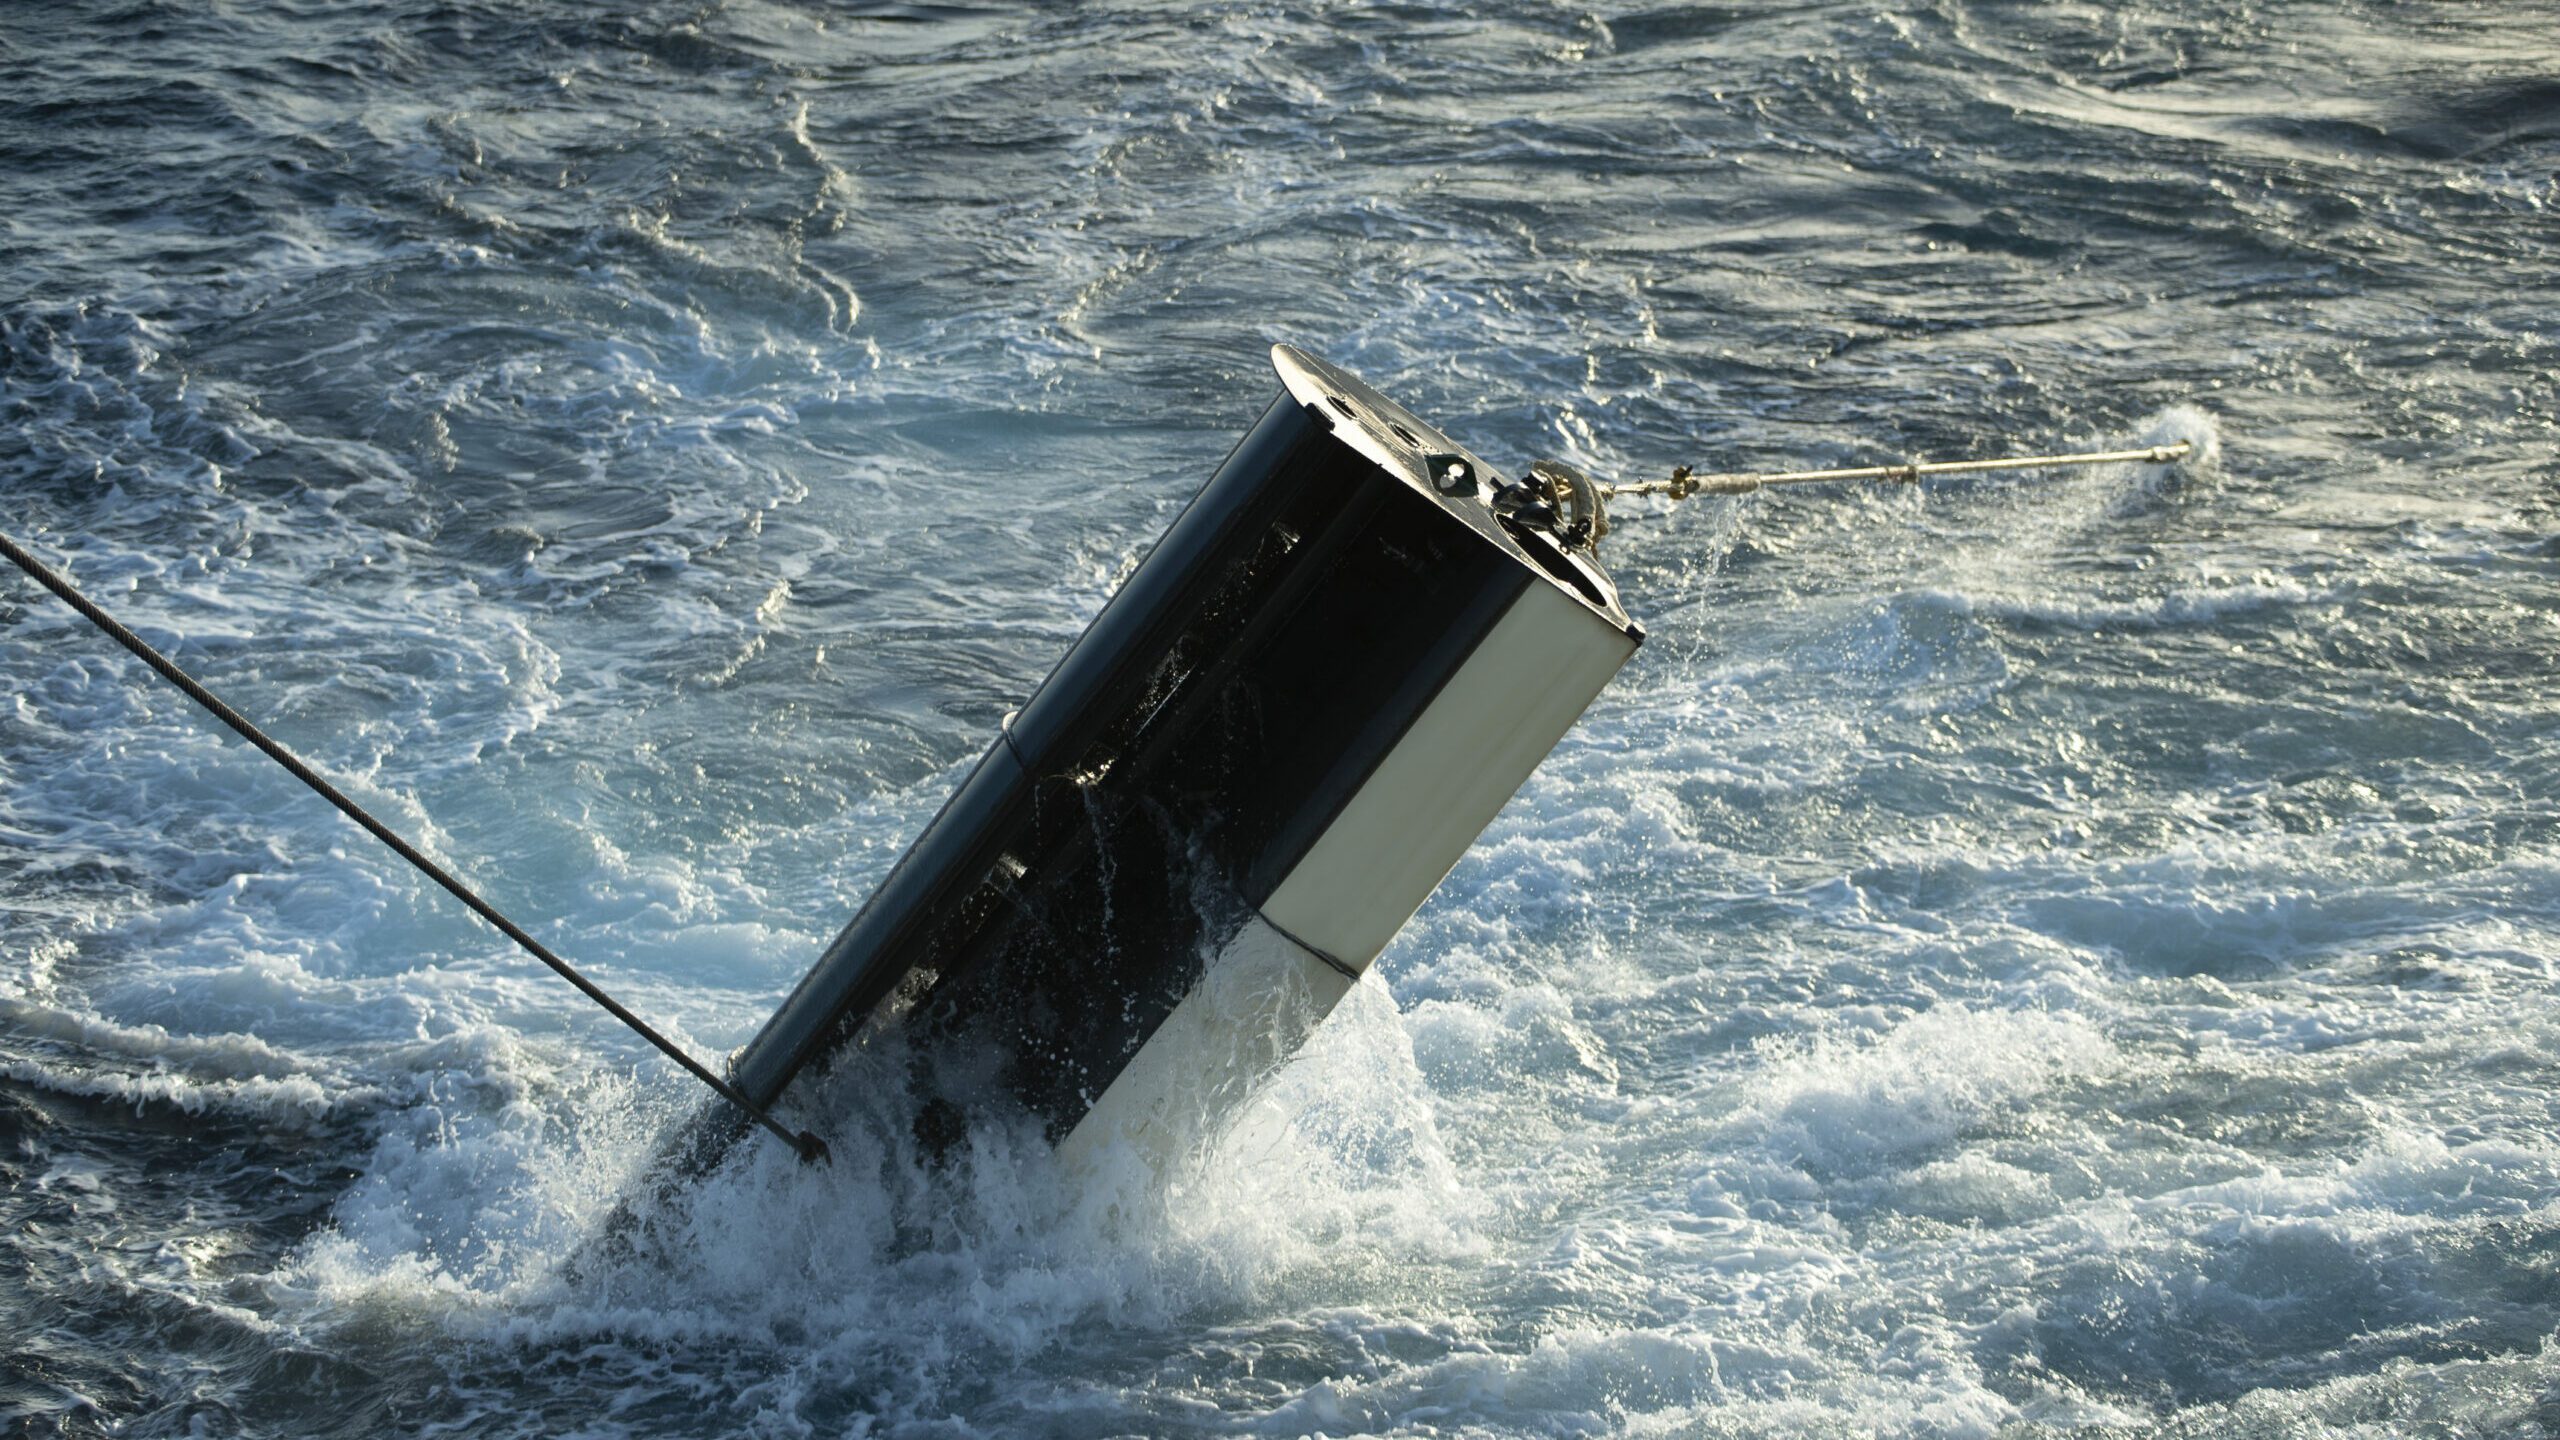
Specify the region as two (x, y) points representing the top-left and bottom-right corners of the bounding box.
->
(1270, 345), (1636, 635)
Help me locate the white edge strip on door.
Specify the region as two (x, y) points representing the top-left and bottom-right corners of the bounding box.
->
(1260, 579), (1637, 970)
(1056, 914), (1355, 1176)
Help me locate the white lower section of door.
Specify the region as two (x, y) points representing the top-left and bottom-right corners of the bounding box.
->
(1260, 578), (1637, 970)
(1055, 914), (1353, 1175)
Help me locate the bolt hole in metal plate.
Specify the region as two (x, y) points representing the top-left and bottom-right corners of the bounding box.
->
(1425, 453), (1476, 497)
(1389, 422), (1421, 448)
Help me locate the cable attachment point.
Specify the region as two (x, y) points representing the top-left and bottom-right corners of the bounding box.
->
(1526, 459), (1610, 553)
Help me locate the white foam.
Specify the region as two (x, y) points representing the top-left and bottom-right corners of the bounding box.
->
(5, 19), (2555, 1432)
(0, 1056), (352, 1123)
(1739, 1006), (2118, 1169)
(2140, 402), (2225, 477)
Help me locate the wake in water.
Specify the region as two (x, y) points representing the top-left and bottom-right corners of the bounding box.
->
(6, 0), (2559, 1435)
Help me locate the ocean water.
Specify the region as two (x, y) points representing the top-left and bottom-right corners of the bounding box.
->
(2, 1), (2556, 1435)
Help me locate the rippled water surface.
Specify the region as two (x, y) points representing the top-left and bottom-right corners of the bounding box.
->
(3, 3), (2557, 1436)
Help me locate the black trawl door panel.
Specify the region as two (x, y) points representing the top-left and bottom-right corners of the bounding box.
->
(898, 448), (1532, 1141)
(644, 349), (1638, 1191)
(722, 393), (1333, 1111)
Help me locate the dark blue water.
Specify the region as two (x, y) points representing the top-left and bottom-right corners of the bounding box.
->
(3, 3), (2556, 1436)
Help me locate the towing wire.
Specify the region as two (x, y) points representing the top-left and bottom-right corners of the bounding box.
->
(1605, 440), (2195, 500)
(0, 529), (829, 1168)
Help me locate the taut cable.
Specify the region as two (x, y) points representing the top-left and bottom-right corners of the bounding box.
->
(0, 529), (828, 1168)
